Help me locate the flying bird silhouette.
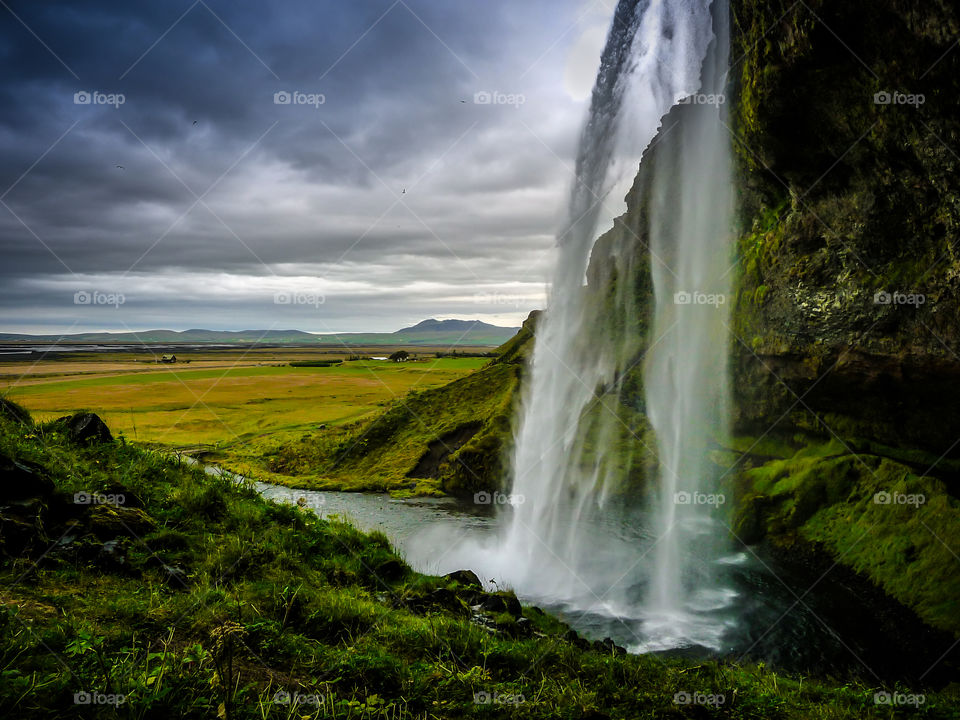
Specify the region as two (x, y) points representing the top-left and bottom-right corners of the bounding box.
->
(116, 165), (124, 170)
(193, 120), (198, 125)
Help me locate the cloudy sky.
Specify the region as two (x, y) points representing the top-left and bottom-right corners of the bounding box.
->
(0, 0), (622, 334)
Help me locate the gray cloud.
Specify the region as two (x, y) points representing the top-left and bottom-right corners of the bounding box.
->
(1, 0), (616, 332)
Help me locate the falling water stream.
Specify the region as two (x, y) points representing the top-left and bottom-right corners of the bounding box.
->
(452, 0), (738, 653)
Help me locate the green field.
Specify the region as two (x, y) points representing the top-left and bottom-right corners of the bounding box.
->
(0, 353), (486, 451)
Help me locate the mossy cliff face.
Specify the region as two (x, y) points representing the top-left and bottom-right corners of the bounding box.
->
(730, 0), (960, 456)
(721, 0), (960, 635)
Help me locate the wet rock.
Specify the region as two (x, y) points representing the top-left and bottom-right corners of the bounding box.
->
(593, 637), (627, 655)
(443, 569), (482, 589)
(474, 592), (522, 617)
(58, 413), (113, 445)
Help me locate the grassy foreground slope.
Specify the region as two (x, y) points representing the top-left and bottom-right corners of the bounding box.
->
(221, 314), (540, 495)
(2, 401), (956, 719)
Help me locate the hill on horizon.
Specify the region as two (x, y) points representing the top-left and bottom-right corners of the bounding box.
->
(0, 318), (522, 348)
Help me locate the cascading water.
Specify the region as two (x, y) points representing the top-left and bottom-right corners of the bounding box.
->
(432, 0), (737, 653)
(499, 0), (735, 650)
(640, 0), (735, 651)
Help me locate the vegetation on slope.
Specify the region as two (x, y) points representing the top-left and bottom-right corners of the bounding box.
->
(1, 400), (957, 719)
(223, 314), (541, 497)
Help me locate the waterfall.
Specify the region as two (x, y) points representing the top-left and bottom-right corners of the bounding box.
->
(491, 0), (736, 651)
(641, 0), (734, 650)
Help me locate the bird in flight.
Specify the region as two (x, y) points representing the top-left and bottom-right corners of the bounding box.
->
(116, 165), (125, 170)
(193, 120), (198, 125)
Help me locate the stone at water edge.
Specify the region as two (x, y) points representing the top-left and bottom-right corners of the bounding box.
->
(443, 569), (482, 589)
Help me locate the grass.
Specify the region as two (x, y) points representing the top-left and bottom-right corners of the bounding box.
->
(0, 354), (486, 450)
(734, 434), (960, 635)
(1, 403), (957, 719)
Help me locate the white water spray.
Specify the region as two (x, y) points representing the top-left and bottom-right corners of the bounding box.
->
(435, 0), (736, 653)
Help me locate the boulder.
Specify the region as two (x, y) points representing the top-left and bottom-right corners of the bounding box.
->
(0, 455), (54, 501)
(58, 413), (113, 445)
(443, 569), (482, 589)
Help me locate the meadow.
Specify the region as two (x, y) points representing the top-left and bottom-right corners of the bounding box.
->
(0, 350), (486, 451)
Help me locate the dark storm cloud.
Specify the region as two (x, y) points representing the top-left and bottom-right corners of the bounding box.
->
(0, 0), (616, 331)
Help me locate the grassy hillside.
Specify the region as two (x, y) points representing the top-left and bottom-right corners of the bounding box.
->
(219, 314), (540, 496)
(1, 401), (956, 719)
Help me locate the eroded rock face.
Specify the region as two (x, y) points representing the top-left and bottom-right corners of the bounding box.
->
(729, 0), (960, 459)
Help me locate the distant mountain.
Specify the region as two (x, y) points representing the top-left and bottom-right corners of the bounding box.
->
(0, 320), (522, 348)
(395, 319), (509, 334)
(319, 319), (520, 347)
